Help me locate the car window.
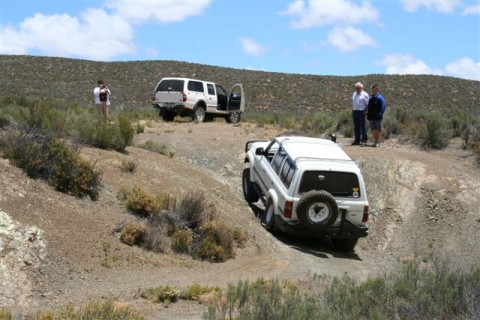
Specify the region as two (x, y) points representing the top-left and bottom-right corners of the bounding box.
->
(188, 81), (204, 92)
(265, 141), (280, 162)
(207, 83), (215, 95)
(271, 148), (286, 174)
(299, 171), (361, 197)
(156, 79), (184, 92)
(280, 158), (296, 188)
(216, 85), (226, 96)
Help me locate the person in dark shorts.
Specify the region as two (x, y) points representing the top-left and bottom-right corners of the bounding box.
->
(366, 84), (386, 147)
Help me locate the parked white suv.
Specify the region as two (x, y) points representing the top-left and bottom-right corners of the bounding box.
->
(152, 77), (245, 123)
(243, 136), (369, 251)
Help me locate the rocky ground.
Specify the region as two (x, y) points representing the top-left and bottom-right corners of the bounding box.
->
(1, 120), (479, 319)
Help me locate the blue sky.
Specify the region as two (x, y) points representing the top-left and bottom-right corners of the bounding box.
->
(1, 0), (479, 81)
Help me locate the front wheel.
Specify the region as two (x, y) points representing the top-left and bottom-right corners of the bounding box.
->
(226, 112), (241, 124)
(192, 106), (205, 122)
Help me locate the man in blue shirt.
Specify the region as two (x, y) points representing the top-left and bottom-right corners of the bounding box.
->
(366, 84), (386, 148)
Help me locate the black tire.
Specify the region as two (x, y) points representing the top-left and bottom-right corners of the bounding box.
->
(332, 238), (359, 252)
(226, 112), (241, 124)
(242, 168), (260, 203)
(261, 202), (275, 231)
(296, 190), (338, 229)
(160, 109), (175, 122)
(192, 106), (205, 122)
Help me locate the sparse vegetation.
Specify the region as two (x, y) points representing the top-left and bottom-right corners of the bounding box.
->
(0, 128), (101, 200)
(118, 188), (244, 262)
(204, 258), (480, 320)
(30, 300), (145, 320)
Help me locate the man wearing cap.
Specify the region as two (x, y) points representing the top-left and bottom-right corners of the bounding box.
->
(351, 82), (369, 145)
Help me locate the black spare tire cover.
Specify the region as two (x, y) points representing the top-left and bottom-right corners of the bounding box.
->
(296, 190), (338, 229)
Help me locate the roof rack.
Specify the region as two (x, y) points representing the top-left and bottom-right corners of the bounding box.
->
(294, 156), (356, 164)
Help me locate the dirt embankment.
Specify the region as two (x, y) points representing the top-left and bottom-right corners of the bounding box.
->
(1, 121), (479, 319)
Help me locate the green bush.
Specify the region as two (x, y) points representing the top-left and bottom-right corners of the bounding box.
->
(204, 278), (321, 320)
(419, 113), (449, 150)
(1, 130), (101, 200)
(197, 222), (234, 262)
(171, 229), (193, 253)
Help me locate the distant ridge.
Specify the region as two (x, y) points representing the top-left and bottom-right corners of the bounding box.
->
(1, 55), (478, 116)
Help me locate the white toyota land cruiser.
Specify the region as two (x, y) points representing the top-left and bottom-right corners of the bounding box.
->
(152, 77), (245, 123)
(243, 136), (369, 252)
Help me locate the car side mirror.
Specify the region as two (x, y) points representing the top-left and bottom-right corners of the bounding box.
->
(255, 147), (265, 156)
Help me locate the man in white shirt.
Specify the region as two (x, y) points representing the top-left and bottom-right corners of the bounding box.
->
(93, 79), (111, 123)
(351, 82), (369, 145)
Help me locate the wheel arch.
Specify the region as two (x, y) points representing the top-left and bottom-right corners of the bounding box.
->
(265, 190), (279, 215)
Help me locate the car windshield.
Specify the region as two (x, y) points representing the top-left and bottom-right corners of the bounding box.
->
(299, 171), (361, 198)
(156, 79), (184, 92)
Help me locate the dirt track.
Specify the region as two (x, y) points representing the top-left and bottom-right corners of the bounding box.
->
(1, 121), (480, 319)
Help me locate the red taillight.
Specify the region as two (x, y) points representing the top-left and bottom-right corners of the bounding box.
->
(362, 205), (369, 223)
(284, 201), (293, 218)
(182, 93), (187, 102)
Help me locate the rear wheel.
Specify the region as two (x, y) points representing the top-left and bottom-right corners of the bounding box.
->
(296, 190), (338, 229)
(160, 109), (175, 122)
(226, 112), (241, 124)
(332, 238), (358, 252)
(242, 168), (259, 203)
(261, 202), (275, 231)
(192, 106), (205, 122)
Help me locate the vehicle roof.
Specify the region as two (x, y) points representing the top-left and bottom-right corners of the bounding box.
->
(276, 136), (353, 162)
(161, 77), (211, 83)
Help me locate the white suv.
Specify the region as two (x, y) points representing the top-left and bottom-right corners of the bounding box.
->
(152, 77), (244, 123)
(243, 136), (369, 251)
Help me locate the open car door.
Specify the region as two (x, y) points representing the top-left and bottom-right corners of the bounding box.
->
(227, 84), (244, 113)
(224, 83), (244, 124)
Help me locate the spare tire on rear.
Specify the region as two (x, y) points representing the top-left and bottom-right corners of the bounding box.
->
(296, 190), (338, 229)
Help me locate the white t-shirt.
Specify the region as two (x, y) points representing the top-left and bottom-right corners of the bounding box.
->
(93, 86), (111, 105)
(352, 91), (369, 111)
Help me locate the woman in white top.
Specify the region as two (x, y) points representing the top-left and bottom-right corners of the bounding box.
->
(93, 79), (111, 123)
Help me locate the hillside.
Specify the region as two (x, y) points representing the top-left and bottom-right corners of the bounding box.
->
(1, 120), (480, 319)
(1, 55), (479, 116)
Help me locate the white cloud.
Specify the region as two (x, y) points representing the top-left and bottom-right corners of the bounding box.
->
(327, 27), (376, 52)
(378, 54), (444, 75)
(239, 38), (266, 57)
(400, 0), (462, 13)
(0, 1), (212, 61)
(445, 57), (480, 81)
(462, 4), (480, 15)
(104, 0), (211, 24)
(1, 9), (135, 60)
(378, 54), (480, 81)
(281, 0), (379, 28)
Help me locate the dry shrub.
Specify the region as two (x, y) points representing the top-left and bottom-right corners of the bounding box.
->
(120, 222), (146, 246)
(125, 186), (159, 216)
(197, 222), (234, 262)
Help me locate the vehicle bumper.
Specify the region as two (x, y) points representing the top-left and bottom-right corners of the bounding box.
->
(274, 209), (368, 239)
